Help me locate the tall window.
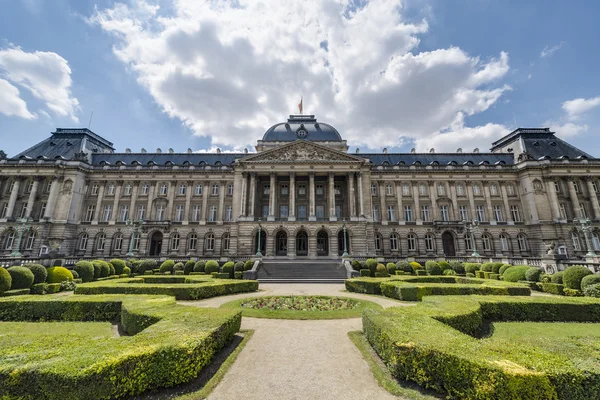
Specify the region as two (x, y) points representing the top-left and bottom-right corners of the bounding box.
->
(571, 232), (581, 251)
(298, 184), (306, 195)
(18, 203), (27, 218)
(335, 205), (342, 218)
(385, 184), (393, 196)
(425, 234), (434, 251)
(141, 183), (149, 195)
(84, 205), (95, 222)
(171, 233), (180, 250)
(419, 184), (427, 196)
(370, 183), (377, 195)
(387, 205), (395, 221)
(490, 184), (499, 196)
(1, 203), (7, 218)
(78, 233), (88, 251)
(573, 181), (580, 192)
(192, 205), (201, 222)
(437, 184), (445, 196)
(222, 233), (230, 251)
(209, 205), (217, 222)
(465, 235), (473, 251)
(119, 205), (129, 222)
(372, 205), (379, 222)
(456, 184), (465, 196)
(262, 205), (269, 218)
(107, 184), (115, 195)
(160, 184), (168, 195)
(402, 184), (411, 196)
(493, 205), (503, 222)
(390, 234), (399, 251)
(39, 202), (47, 220)
(156, 205), (165, 221)
(407, 234), (416, 251)
(507, 184), (515, 196)
(131, 232), (140, 250)
(459, 205), (468, 221)
(553, 181), (561, 193)
(334, 184), (342, 195)
(375, 234), (382, 251)
(96, 234), (106, 251)
(559, 203), (567, 220)
(280, 205), (289, 218)
(517, 234), (528, 251)
(228, 184), (234, 195)
(4, 231), (15, 250)
(102, 205), (112, 222)
(593, 232), (600, 250)
(473, 184), (481, 196)
(7, 181), (15, 194)
(263, 184), (270, 195)
(195, 184), (203, 195)
(225, 206), (232, 222)
(26, 180), (34, 193)
(317, 184), (324, 195)
(137, 205), (145, 220)
(280, 184), (289, 195)
(440, 205), (449, 222)
(593, 181), (599, 193)
(124, 184), (132, 195)
(179, 184), (186, 195)
(297, 205), (307, 218)
(482, 235), (492, 251)
(113, 234), (123, 251)
(500, 234), (509, 251)
(25, 231), (36, 250)
(510, 205), (521, 222)
(175, 205), (184, 222)
(404, 205), (413, 222)
(316, 205), (325, 219)
(579, 203), (587, 218)
(188, 233), (198, 251)
(91, 184), (99, 195)
(205, 233), (215, 251)
(476, 205), (485, 221)
(212, 184), (219, 195)
(421, 205), (430, 222)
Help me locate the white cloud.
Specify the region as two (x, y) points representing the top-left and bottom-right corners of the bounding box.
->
(90, 0), (511, 150)
(0, 46), (80, 121)
(548, 121), (588, 138)
(544, 95), (600, 139)
(0, 78), (36, 119)
(540, 42), (565, 58)
(562, 96), (600, 120)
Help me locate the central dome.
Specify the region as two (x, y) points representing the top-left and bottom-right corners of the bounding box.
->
(262, 115), (343, 142)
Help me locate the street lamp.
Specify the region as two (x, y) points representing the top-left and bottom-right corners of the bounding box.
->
(125, 218), (143, 257)
(10, 217), (33, 258)
(342, 223), (349, 257)
(463, 219), (480, 257)
(574, 218), (597, 257)
(256, 223), (263, 257)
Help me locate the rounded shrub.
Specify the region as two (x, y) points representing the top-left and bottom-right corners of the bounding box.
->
(563, 265), (593, 290)
(481, 262), (494, 272)
(502, 266), (530, 282)
(0, 267), (11, 293)
(234, 262), (244, 272)
(129, 260), (141, 274)
(7, 266), (34, 289)
(71, 269), (79, 279)
(581, 274), (600, 290)
(194, 261), (206, 273)
(491, 262), (504, 274)
(425, 261), (442, 275)
(366, 258), (378, 273)
(539, 273), (551, 283)
(122, 266), (131, 276)
(110, 259), (127, 275)
(222, 261), (235, 278)
(159, 260), (175, 274)
(184, 260), (196, 275)
(139, 259), (157, 274)
(525, 267), (542, 282)
(499, 264), (512, 275)
(244, 260), (254, 271)
(91, 261), (102, 280)
(438, 260), (451, 272)
(376, 263), (387, 274)
(46, 266), (74, 284)
(396, 261), (411, 273)
(466, 272), (475, 278)
(173, 262), (185, 273)
(464, 263), (481, 274)
(205, 260), (219, 274)
(25, 263), (47, 284)
(583, 283), (600, 298)
(450, 261), (465, 274)
(443, 269), (457, 276)
(351, 260), (361, 271)
(92, 260), (110, 278)
(386, 262), (396, 275)
(108, 263), (116, 276)
(409, 262), (423, 273)
(74, 261), (94, 283)
(550, 271), (564, 284)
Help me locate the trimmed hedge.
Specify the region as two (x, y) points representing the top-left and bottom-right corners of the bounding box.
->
(110, 259), (127, 275)
(222, 261), (235, 278)
(7, 267), (34, 290)
(0, 267), (11, 294)
(184, 260), (195, 275)
(360, 269), (371, 277)
(380, 280), (530, 301)
(365, 258), (378, 273)
(386, 262), (396, 275)
(46, 267), (74, 284)
(193, 261), (206, 273)
(0, 294), (241, 399)
(363, 295), (600, 400)
(450, 261), (465, 274)
(205, 260), (219, 274)
(581, 274), (600, 290)
(537, 282), (565, 295)
(25, 263), (47, 284)
(345, 278), (383, 295)
(74, 261), (95, 283)
(159, 260), (175, 274)
(244, 260), (254, 271)
(234, 262), (244, 272)
(550, 271), (564, 284)
(563, 265), (593, 290)
(499, 263), (512, 275)
(502, 265), (530, 282)
(425, 261), (442, 275)
(525, 267), (542, 282)
(584, 283), (600, 298)
(464, 263), (481, 274)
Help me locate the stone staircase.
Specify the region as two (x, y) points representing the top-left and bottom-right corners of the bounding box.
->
(257, 260), (348, 283)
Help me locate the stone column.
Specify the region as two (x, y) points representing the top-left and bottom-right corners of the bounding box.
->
(545, 179), (561, 221)
(5, 178), (22, 219)
(413, 182), (421, 223)
(567, 178), (580, 218)
(347, 173), (355, 218)
(429, 181), (438, 221)
(129, 183), (139, 221)
(289, 172), (296, 221)
(483, 182), (494, 223)
(357, 172), (365, 217)
(248, 173), (256, 219)
(183, 180), (193, 224)
(217, 180), (226, 224)
(329, 172), (337, 221)
(91, 181), (105, 224)
(146, 183), (155, 220)
(110, 181), (123, 224)
(449, 181), (458, 220)
(466, 181), (476, 221)
(501, 181), (514, 223)
(268, 173), (276, 221)
(239, 173), (247, 217)
(379, 181), (387, 224)
(25, 178), (40, 218)
(586, 177), (600, 220)
(200, 180), (209, 224)
(396, 182), (404, 223)
(165, 181), (176, 221)
(309, 172), (316, 221)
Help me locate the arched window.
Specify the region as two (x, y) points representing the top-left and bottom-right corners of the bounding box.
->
(222, 233), (230, 251)
(205, 233), (215, 251)
(375, 233), (383, 251)
(78, 233), (89, 251)
(113, 233), (123, 251)
(96, 233), (106, 251)
(4, 231), (15, 250)
(188, 233), (198, 251)
(390, 233), (399, 251)
(25, 231), (36, 250)
(499, 234), (510, 251)
(482, 234), (493, 252)
(170, 233), (180, 251)
(425, 233), (435, 252)
(407, 233), (417, 251)
(571, 232), (581, 251)
(517, 234), (528, 251)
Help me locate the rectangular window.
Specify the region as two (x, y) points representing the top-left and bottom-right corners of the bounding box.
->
(119, 205), (129, 222)
(179, 184), (186, 195)
(579, 203), (587, 218)
(192, 205), (201, 222)
(573, 181), (579, 192)
(298, 184), (306, 195)
(91, 184), (99, 195)
(554, 181), (561, 193)
(440, 205), (449, 221)
(335, 184), (342, 195)
(225, 206), (232, 222)
(102, 205), (112, 222)
(1, 203), (7, 218)
(465, 236), (473, 251)
(316, 205), (325, 219)
(280, 205), (289, 218)
(107, 184), (115, 195)
(19, 203), (27, 218)
(141, 183), (149, 195)
(195, 184), (203, 195)
(370, 183), (377, 195)
(456, 184), (465, 196)
(316, 184), (324, 196)
(593, 181), (599, 193)
(407, 235), (416, 251)
(404, 205), (412, 222)
(437, 184), (446, 196)
(500, 235), (509, 251)
(263, 184), (270, 195)
(385, 184), (393, 196)
(175, 205), (184, 222)
(137, 205), (145, 220)
(421, 205), (430, 222)
(209, 206), (217, 222)
(473, 184), (481, 196)
(212, 184), (219, 195)
(84, 205), (95, 222)
(459, 205), (468, 221)
(280, 184), (289, 196)
(559, 203), (567, 220)
(297, 205), (307, 218)
(372, 205), (379, 221)
(490, 184), (499, 196)
(39, 202), (46, 219)
(387, 205), (395, 221)
(507, 184), (515, 196)
(476, 205), (485, 221)
(335, 205), (342, 218)
(493, 205), (503, 222)
(262, 205), (269, 218)
(419, 184), (427, 196)
(228, 184), (234, 195)
(124, 184), (132, 195)
(402, 184), (411, 196)
(509, 205), (520, 222)
(26, 180), (34, 193)
(160, 184), (168, 195)
(8, 181), (15, 194)
(156, 205), (165, 221)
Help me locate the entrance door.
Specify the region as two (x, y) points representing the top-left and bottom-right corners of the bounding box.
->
(149, 231), (163, 256)
(338, 230), (350, 256)
(316, 231), (329, 256)
(442, 232), (456, 256)
(296, 231), (308, 256)
(276, 231), (287, 256)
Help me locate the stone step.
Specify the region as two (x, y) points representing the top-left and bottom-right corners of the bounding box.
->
(258, 261), (347, 280)
(257, 278), (346, 284)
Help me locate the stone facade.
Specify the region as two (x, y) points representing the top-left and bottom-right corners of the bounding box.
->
(1, 117), (599, 262)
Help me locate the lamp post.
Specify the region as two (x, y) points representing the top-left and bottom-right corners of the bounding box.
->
(463, 219), (480, 257)
(574, 218), (597, 257)
(10, 217), (32, 258)
(125, 218), (143, 257)
(256, 223), (263, 257)
(342, 223), (349, 257)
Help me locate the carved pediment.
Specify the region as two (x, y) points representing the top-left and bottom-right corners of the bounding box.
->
(241, 140), (365, 163)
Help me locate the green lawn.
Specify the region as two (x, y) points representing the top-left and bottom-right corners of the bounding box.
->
(0, 321), (114, 339)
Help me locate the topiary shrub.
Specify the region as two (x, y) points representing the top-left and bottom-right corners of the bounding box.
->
(107, 263), (116, 276)
(91, 261), (102, 280)
(351, 260), (361, 271)
(466, 272), (475, 278)
(46, 266), (74, 284)
(92, 260), (110, 278)
(438, 260), (451, 272)
(539, 273), (551, 283)
(481, 262), (494, 272)
(7, 267), (34, 290)
(581, 274), (600, 290)
(366, 258), (378, 274)
(499, 264), (512, 275)
(71, 269), (79, 279)
(234, 271), (243, 279)
(502, 266), (531, 282)
(443, 269), (457, 276)
(525, 267), (542, 282)
(0, 267), (11, 294)
(450, 261), (465, 274)
(184, 260), (196, 275)
(464, 263), (481, 274)
(425, 261), (442, 275)
(25, 263), (47, 284)
(139, 259), (157, 275)
(222, 261), (235, 278)
(244, 260), (254, 271)
(159, 260), (175, 274)
(375, 263), (388, 278)
(194, 261), (206, 273)
(386, 262), (396, 275)
(550, 271), (564, 284)
(122, 266), (131, 276)
(396, 261), (411, 273)
(563, 265), (593, 290)
(173, 262), (185, 273)
(109, 259), (127, 275)
(205, 260), (219, 274)
(234, 262), (244, 272)
(583, 283), (600, 298)
(74, 261), (94, 283)
(360, 269), (372, 277)
(410, 262), (423, 273)
(491, 262), (504, 274)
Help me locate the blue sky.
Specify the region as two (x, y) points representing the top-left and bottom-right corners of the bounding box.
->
(0, 0), (599, 157)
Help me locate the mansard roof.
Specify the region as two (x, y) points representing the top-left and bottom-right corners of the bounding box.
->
(12, 128), (114, 160)
(91, 153), (243, 166)
(362, 153), (515, 166)
(491, 128), (594, 160)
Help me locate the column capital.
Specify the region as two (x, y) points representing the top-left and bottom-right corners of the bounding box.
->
(241, 171), (248, 178)
(481, 180), (489, 186)
(289, 171), (296, 178)
(33, 176), (45, 182)
(270, 171), (276, 177)
(309, 171), (315, 177)
(328, 172), (335, 178)
(187, 180), (194, 186)
(427, 180), (435, 186)
(250, 172), (257, 178)
(448, 180), (455, 185)
(116, 180), (125, 185)
(584, 175), (595, 182)
(347, 171), (354, 178)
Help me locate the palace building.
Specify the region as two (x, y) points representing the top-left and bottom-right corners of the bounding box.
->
(1, 114), (599, 262)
